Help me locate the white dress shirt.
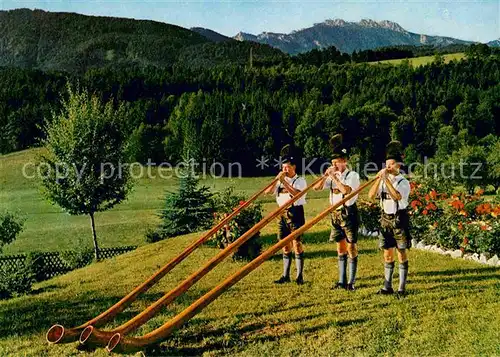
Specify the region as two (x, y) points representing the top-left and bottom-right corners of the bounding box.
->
(378, 174), (410, 214)
(274, 174), (307, 207)
(323, 169), (360, 208)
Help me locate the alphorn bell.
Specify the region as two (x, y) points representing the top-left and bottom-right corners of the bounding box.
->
(46, 177), (279, 344)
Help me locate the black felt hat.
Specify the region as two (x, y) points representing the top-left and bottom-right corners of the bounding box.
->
(280, 144), (299, 166)
(329, 134), (348, 160)
(386, 140), (404, 163)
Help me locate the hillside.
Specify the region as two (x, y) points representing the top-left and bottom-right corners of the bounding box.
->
(0, 9), (284, 72)
(372, 52), (466, 66)
(234, 18), (473, 54)
(0, 220), (499, 356)
(1, 151), (499, 356)
(191, 27), (233, 42)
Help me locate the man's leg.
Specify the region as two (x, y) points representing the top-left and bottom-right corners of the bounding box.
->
(331, 213), (347, 289)
(290, 206), (306, 285)
(347, 242), (358, 290)
(275, 216), (292, 284)
(382, 248), (395, 293)
(334, 239), (348, 289)
(377, 220), (396, 294)
(397, 248), (409, 294)
(293, 239), (304, 284)
(345, 211), (359, 290)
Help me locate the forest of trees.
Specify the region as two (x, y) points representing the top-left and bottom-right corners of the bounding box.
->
(0, 49), (499, 176)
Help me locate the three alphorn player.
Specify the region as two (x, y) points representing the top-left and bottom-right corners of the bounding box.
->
(269, 137), (412, 294)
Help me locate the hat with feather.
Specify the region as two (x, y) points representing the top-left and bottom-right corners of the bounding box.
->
(329, 134), (348, 159)
(386, 140), (404, 163)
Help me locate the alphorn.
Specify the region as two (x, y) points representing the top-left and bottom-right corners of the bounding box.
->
(107, 178), (377, 353)
(78, 175), (326, 347)
(46, 178), (279, 345)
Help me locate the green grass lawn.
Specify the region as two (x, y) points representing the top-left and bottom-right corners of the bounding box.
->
(372, 53), (465, 67)
(1, 149), (499, 356)
(0, 231), (499, 356)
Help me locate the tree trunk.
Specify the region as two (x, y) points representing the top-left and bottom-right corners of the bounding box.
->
(89, 212), (100, 261)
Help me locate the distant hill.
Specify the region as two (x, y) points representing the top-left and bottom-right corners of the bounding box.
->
(488, 39), (500, 47)
(233, 18), (474, 54)
(0, 8), (211, 71)
(0, 9), (283, 72)
(190, 27), (232, 42)
(177, 41), (286, 69)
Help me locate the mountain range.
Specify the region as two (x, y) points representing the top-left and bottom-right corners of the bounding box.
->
(487, 39), (500, 47)
(0, 9), (497, 72)
(231, 19), (475, 54)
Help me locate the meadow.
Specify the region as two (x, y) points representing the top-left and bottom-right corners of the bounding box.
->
(0, 149), (499, 356)
(374, 52), (465, 66)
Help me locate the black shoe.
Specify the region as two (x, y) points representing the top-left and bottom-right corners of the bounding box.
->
(332, 282), (347, 290)
(274, 276), (291, 284)
(346, 283), (356, 291)
(376, 287), (394, 295)
(295, 275), (304, 285)
(396, 290), (406, 298)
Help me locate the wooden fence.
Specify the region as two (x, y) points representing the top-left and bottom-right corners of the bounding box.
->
(0, 246), (137, 281)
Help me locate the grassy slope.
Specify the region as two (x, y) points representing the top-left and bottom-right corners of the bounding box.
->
(0, 149), (499, 356)
(373, 53), (465, 66)
(0, 230), (499, 356)
(0, 149), (332, 255)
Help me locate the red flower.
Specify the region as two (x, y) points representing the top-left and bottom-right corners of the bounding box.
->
(411, 200), (423, 209)
(425, 194), (430, 201)
(239, 200), (246, 206)
(476, 189), (484, 196)
(458, 222), (464, 231)
(480, 224), (489, 231)
(476, 203), (491, 215)
(463, 237), (469, 245)
(429, 190), (438, 200)
(422, 210), (429, 215)
(426, 202), (437, 211)
(451, 200), (465, 210)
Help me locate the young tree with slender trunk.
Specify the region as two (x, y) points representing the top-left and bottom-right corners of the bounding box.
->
(39, 86), (132, 260)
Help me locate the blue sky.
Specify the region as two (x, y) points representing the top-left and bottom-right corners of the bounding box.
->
(1, 0), (498, 42)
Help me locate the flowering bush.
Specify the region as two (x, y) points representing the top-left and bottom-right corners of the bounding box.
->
(357, 200), (380, 234)
(212, 188), (263, 261)
(448, 193), (500, 255)
(409, 179), (500, 255)
(408, 180), (445, 242)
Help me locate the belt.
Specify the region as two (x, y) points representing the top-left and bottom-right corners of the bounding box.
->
(382, 210), (405, 218)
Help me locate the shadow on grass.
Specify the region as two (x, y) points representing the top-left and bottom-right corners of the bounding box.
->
(145, 315), (369, 356)
(414, 266), (499, 277)
(0, 288), (212, 339)
(260, 230), (379, 261)
(260, 229), (331, 246)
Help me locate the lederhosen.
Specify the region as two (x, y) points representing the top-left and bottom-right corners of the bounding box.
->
(277, 177), (305, 254)
(379, 178), (411, 250)
(329, 171), (359, 243)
